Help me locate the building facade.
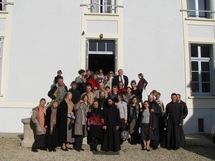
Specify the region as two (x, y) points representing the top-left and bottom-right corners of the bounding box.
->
(0, 0), (214, 134)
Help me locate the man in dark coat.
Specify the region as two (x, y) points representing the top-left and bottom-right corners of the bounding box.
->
(148, 95), (162, 149)
(176, 94), (188, 119)
(69, 81), (81, 104)
(177, 93), (188, 147)
(101, 97), (121, 152)
(77, 75), (87, 94)
(112, 69), (129, 88)
(165, 93), (183, 150)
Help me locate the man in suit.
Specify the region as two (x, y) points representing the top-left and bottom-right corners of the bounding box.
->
(112, 69), (129, 88)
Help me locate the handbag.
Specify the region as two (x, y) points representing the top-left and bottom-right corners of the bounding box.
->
(121, 130), (131, 140)
(68, 118), (75, 130)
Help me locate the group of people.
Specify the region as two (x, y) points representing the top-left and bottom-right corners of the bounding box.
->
(31, 68), (188, 153)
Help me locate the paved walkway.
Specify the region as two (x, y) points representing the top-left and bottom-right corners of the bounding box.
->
(0, 133), (215, 161)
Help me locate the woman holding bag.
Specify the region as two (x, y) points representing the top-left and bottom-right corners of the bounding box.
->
(115, 94), (127, 144)
(73, 94), (89, 152)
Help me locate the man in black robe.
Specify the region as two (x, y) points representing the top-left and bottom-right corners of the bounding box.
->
(165, 93), (183, 150)
(97, 91), (107, 110)
(101, 97), (121, 152)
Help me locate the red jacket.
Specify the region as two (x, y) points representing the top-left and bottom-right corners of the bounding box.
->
(88, 78), (99, 89)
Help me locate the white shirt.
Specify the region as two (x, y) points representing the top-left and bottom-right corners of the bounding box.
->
(115, 101), (127, 120)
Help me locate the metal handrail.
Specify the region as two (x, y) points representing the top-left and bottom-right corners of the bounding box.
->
(180, 9), (215, 13)
(0, 2), (14, 5)
(80, 4), (124, 8)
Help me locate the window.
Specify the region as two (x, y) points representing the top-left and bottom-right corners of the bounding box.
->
(187, 0), (212, 18)
(91, 0), (115, 13)
(0, 38), (3, 94)
(190, 44), (213, 95)
(0, 0), (3, 11)
(0, 0), (6, 11)
(88, 40), (115, 53)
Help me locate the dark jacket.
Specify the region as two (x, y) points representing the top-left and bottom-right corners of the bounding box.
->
(68, 88), (81, 104)
(112, 75), (129, 88)
(179, 100), (188, 119)
(48, 84), (68, 100)
(137, 78), (148, 90)
(44, 107), (59, 146)
(57, 100), (72, 143)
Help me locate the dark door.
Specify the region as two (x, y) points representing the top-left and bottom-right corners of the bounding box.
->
(89, 54), (115, 75)
(88, 40), (115, 75)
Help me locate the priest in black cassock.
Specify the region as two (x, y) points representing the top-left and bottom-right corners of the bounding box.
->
(165, 93), (183, 150)
(101, 97), (121, 152)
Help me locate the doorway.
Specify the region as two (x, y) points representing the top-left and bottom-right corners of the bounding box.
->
(87, 40), (116, 75)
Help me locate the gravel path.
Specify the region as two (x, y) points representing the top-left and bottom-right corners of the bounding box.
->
(0, 137), (215, 161)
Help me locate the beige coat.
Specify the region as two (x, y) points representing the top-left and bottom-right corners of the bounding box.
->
(74, 102), (88, 136)
(31, 107), (45, 135)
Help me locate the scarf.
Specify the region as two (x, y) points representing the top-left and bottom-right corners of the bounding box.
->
(50, 107), (57, 135)
(38, 105), (46, 129)
(130, 104), (139, 120)
(65, 98), (74, 125)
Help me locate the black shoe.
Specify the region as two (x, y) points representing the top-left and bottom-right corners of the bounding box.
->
(75, 149), (80, 152)
(61, 147), (68, 151)
(80, 148), (84, 151)
(147, 148), (150, 152)
(67, 147), (73, 150)
(141, 147), (146, 150)
(31, 148), (38, 152)
(90, 143), (94, 151)
(48, 147), (52, 152)
(94, 147), (98, 152)
(173, 147), (179, 150)
(40, 147), (47, 151)
(52, 147), (56, 152)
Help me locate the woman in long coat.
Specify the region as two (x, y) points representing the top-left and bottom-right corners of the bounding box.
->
(128, 96), (141, 144)
(44, 100), (59, 152)
(58, 92), (74, 151)
(148, 94), (162, 149)
(101, 97), (121, 152)
(73, 94), (89, 152)
(31, 98), (47, 152)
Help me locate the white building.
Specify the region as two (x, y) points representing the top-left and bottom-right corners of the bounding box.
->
(0, 0), (214, 134)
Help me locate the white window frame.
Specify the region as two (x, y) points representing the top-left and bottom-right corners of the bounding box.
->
(187, 0), (212, 19)
(86, 40), (116, 70)
(90, 0), (116, 13)
(190, 44), (212, 95)
(0, 37), (3, 95)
